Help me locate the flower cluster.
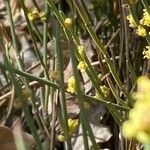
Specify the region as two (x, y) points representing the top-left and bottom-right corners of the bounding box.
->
(126, 14), (137, 28)
(77, 61), (87, 72)
(58, 118), (79, 142)
(68, 118), (79, 134)
(143, 46), (150, 59)
(67, 76), (76, 93)
(100, 85), (110, 98)
(127, 8), (150, 37)
(78, 45), (84, 57)
(136, 25), (147, 37)
(28, 9), (47, 21)
(122, 76), (150, 143)
(95, 85), (110, 99)
(140, 9), (150, 27)
(64, 18), (73, 29)
(127, 9), (150, 59)
(77, 45), (88, 72)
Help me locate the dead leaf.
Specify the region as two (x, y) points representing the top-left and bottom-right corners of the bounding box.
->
(0, 126), (17, 150)
(0, 125), (36, 150)
(71, 104), (112, 150)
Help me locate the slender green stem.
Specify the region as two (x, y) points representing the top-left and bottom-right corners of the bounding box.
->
(70, 42), (99, 150)
(23, 104), (43, 150)
(5, 0), (28, 87)
(54, 20), (72, 149)
(80, 114), (90, 150)
(42, 1), (50, 112)
(83, 95), (130, 111)
(141, 0), (150, 15)
(3, 55), (42, 149)
(0, 61), (129, 112)
(54, 9), (105, 97)
(0, 62), (59, 89)
(73, 0), (131, 101)
(19, 0), (49, 79)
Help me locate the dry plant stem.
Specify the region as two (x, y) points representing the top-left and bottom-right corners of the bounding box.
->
(120, 0), (130, 90)
(49, 26), (58, 149)
(105, 29), (120, 49)
(50, 90), (57, 150)
(106, 77), (127, 105)
(5, 85), (15, 120)
(38, 112), (50, 137)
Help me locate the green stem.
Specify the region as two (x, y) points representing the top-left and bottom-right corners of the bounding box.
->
(0, 62), (59, 89)
(5, 0), (27, 86)
(54, 20), (72, 149)
(141, 0), (150, 15)
(19, 0), (49, 79)
(80, 114), (90, 150)
(73, 0), (131, 101)
(3, 55), (42, 149)
(70, 42), (99, 150)
(42, 1), (50, 112)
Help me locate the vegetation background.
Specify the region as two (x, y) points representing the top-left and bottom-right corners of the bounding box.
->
(0, 0), (150, 149)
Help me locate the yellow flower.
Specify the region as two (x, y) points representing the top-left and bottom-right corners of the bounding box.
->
(28, 9), (39, 21)
(136, 25), (147, 37)
(77, 61), (87, 72)
(137, 76), (150, 93)
(67, 76), (76, 93)
(58, 134), (66, 142)
(136, 131), (150, 144)
(126, 14), (137, 28)
(122, 121), (138, 138)
(39, 11), (47, 21)
(78, 45), (85, 57)
(122, 76), (150, 143)
(94, 85), (110, 99)
(68, 118), (79, 134)
(140, 9), (150, 27)
(100, 85), (110, 98)
(64, 18), (73, 28)
(143, 46), (150, 59)
(58, 118), (79, 142)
